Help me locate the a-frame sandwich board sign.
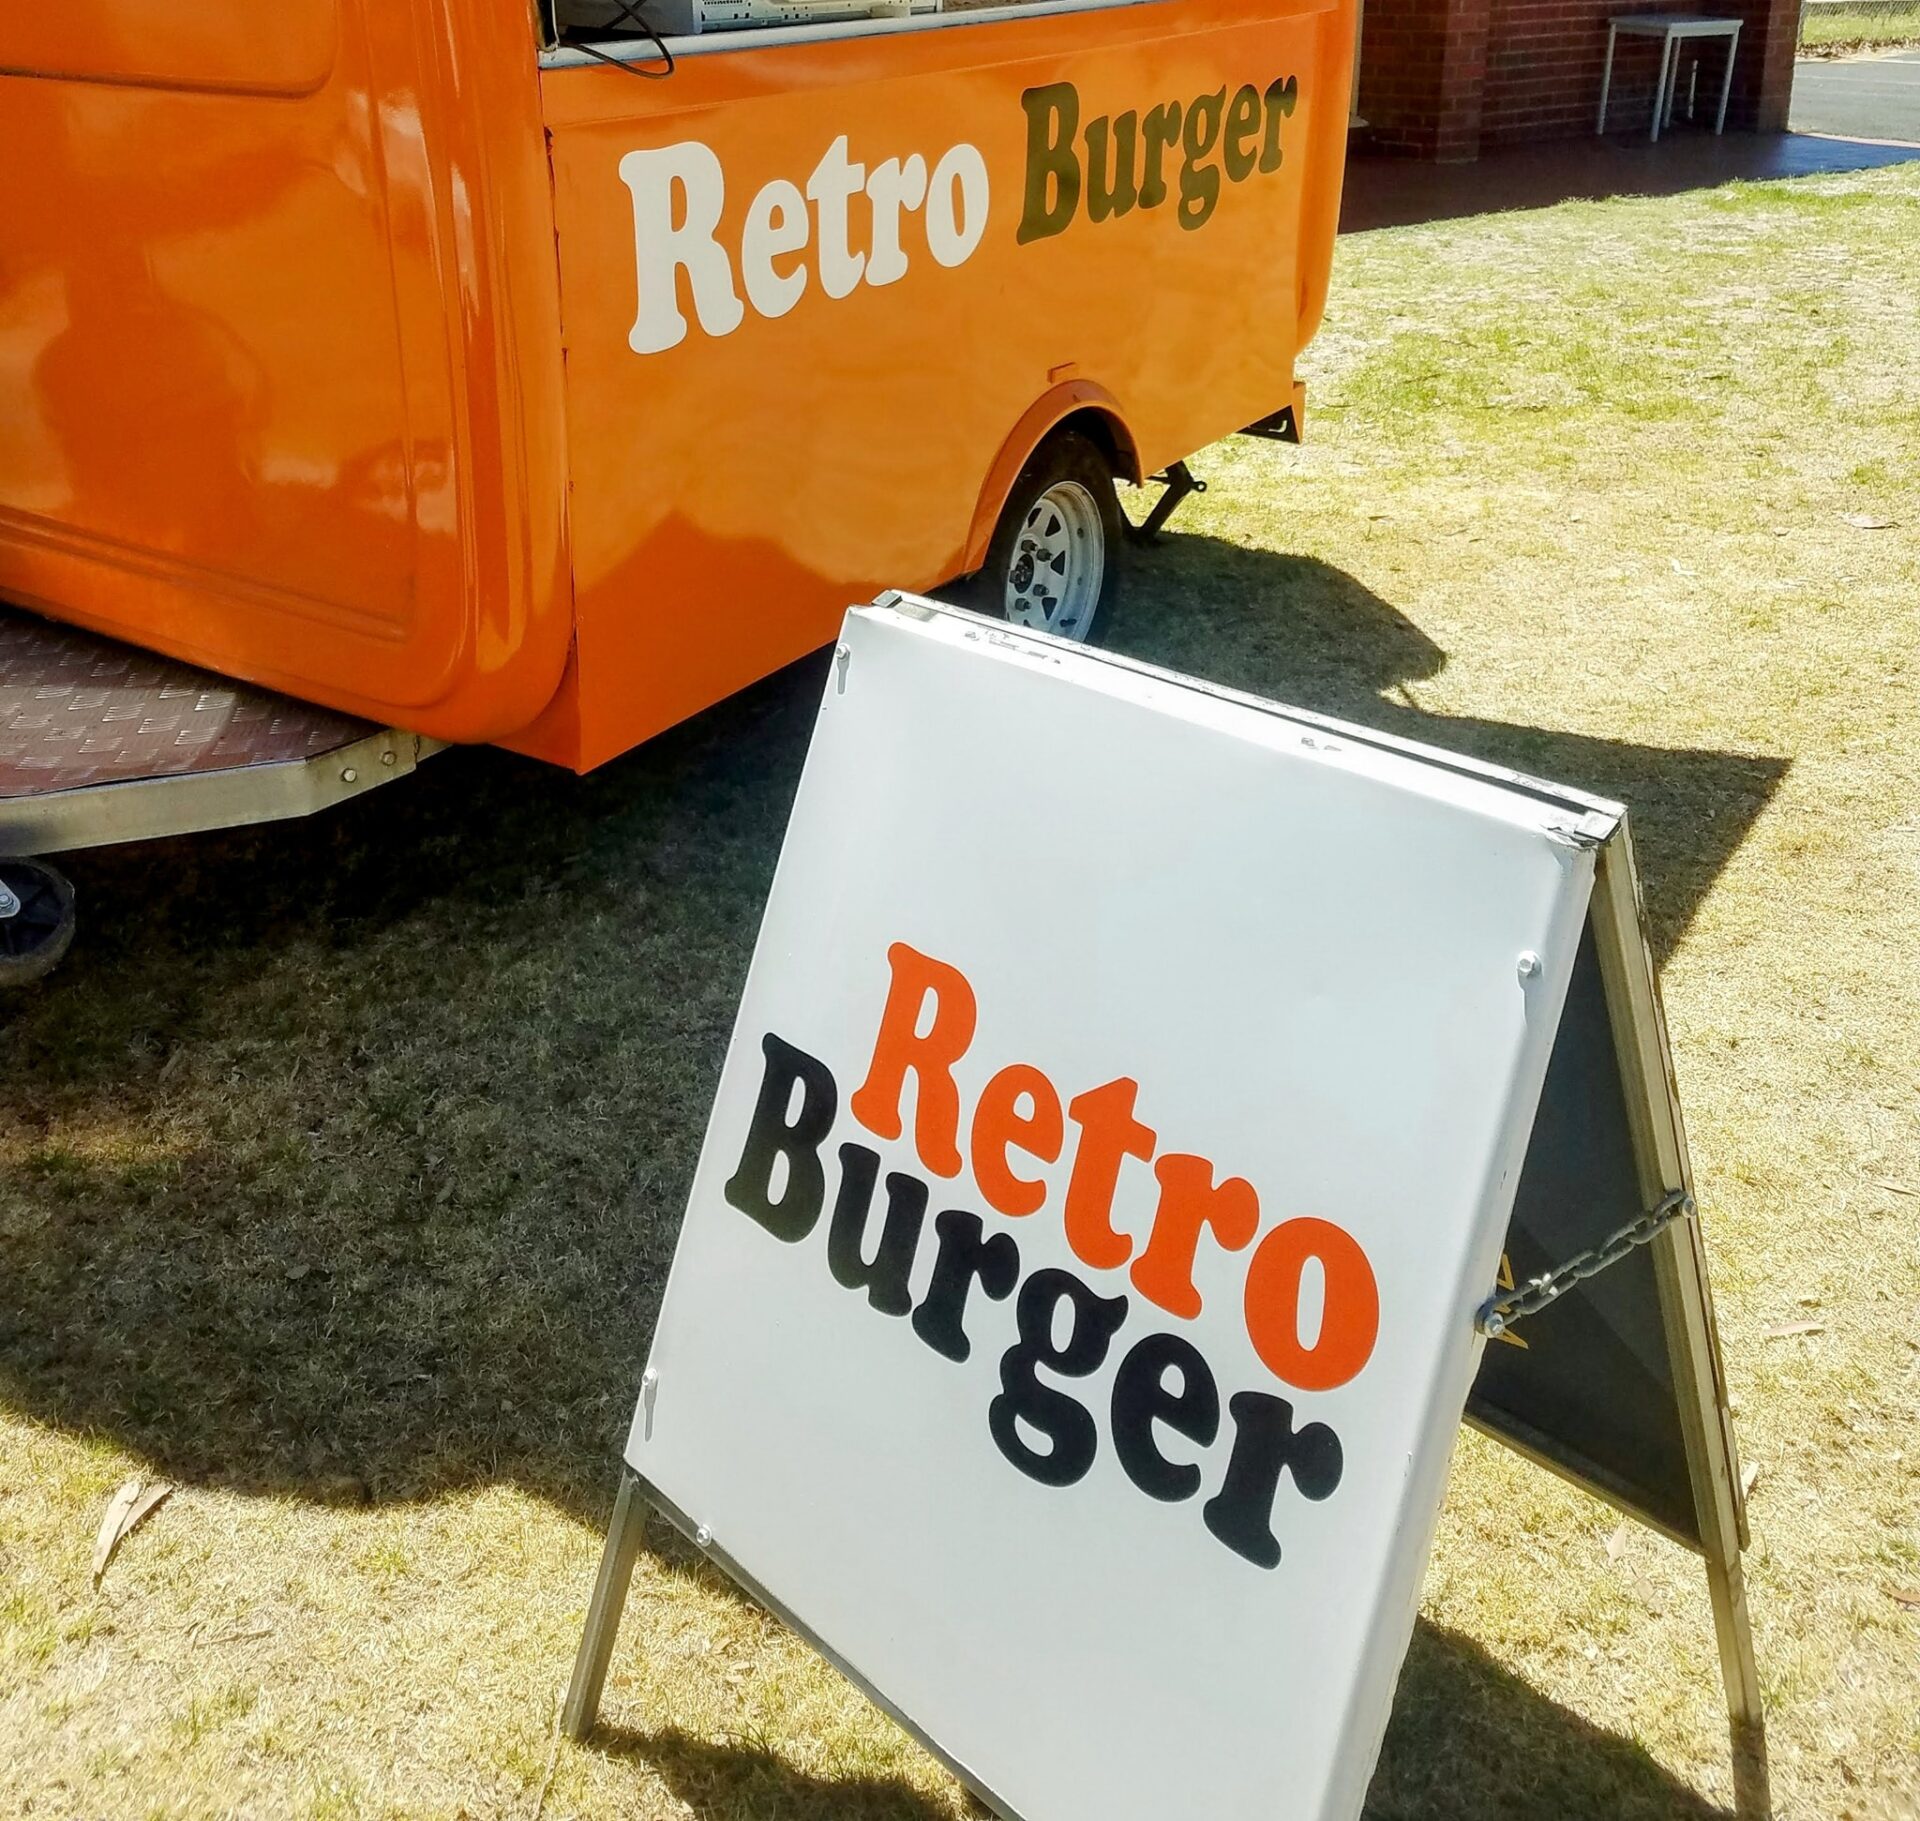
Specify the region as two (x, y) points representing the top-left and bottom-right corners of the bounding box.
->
(562, 595), (1765, 1821)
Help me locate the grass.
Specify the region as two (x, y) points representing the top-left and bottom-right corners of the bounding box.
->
(4, 163), (1920, 1819)
(1799, 6), (1920, 54)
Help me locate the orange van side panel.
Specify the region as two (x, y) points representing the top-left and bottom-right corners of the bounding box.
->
(0, 0), (337, 97)
(0, 0), (573, 743)
(535, 0), (1352, 771)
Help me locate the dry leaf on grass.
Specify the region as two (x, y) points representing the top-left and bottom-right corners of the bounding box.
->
(1887, 1585), (1920, 1610)
(91, 1477), (174, 1589)
(1741, 1460), (1762, 1499)
(1841, 512), (1896, 530)
(1764, 1321), (1826, 1338)
(1605, 1522), (1631, 1562)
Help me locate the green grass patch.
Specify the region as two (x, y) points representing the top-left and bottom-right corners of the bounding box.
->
(1799, 5), (1920, 51)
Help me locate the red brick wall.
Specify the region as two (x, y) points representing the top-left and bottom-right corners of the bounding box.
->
(1357, 0), (1493, 157)
(1358, 0), (1800, 158)
(1481, 0), (1788, 143)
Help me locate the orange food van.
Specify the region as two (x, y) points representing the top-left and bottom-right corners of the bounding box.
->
(0, 0), (1352, 972)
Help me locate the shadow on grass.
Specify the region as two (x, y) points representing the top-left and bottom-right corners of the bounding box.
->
(1116, 533), (1788, 967)
(1370, 1621), (1729, 1819)
(1340, 132), (1920, 235)
(0, 536), (1772, 1817)
(573, 1620), (1724, 1820)
(585, 1721), (989, 1821)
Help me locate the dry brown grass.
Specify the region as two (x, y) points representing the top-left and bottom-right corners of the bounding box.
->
(4, 163), (1919, 1819)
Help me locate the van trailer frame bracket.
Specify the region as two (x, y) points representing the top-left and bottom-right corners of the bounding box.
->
(2, 605), (443, 859)
(0, 725), (442, 859)
(1128, 461), (1205, 544)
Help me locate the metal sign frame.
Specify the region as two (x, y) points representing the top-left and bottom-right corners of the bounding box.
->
(1585, 824), (1767, 1814)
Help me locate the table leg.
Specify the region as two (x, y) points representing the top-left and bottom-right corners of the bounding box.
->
(1715, 25), (1740, 134)
(1598, 22), (1618, 135)
(1651, 32), (1675, 142)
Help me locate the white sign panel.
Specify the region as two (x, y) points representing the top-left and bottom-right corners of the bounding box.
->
(626, 598), (1612, 1821)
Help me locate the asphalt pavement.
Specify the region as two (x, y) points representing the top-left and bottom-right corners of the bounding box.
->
(1791, 49), (1920, 143)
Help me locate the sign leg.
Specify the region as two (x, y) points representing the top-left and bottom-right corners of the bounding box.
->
(1587, 829), (1769, 1814)
(1707, 1550), (1771, 1818)
(562, 1470), (649, 1742)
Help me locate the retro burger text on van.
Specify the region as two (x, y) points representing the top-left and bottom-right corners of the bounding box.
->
(623, 75), (1300, 352)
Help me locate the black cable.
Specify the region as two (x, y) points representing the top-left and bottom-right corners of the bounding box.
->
(558, 0), (676, 79)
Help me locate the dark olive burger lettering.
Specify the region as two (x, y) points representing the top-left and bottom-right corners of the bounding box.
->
(1019, 76), (1299, 243)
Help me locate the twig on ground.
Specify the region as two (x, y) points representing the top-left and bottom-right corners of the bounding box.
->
(529, 1687), (564, 1821)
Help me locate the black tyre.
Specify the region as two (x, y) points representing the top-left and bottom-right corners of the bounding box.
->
(961, 430), (1124, 645)
(0, 858), (77, 988)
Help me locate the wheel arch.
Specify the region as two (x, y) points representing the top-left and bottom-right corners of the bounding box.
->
(959, 383), (1142, 578)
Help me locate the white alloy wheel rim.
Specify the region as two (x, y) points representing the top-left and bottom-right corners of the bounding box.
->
(1003, 479), (1105, 641)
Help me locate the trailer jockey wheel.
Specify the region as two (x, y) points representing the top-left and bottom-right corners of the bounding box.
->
(0, 858), (77, 987)
(969, 430), (1124, 645)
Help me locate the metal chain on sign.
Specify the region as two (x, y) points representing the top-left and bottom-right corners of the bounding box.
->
(1478, 1188), (1696, 1339)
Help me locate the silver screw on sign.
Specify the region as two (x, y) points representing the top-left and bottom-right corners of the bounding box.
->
(1516, 951), (1543, 980)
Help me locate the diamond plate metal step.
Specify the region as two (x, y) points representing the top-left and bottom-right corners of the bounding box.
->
(0, 605), (437, 856)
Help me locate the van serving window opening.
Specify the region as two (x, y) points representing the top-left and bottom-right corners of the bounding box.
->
(541, 0), (1160, 65)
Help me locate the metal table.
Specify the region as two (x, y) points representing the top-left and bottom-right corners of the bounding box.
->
(1598, 13), (1742, 142)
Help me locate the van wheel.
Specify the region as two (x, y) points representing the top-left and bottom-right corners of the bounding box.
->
(0, 858), (77, 988)
(969, 431), (1123, 644)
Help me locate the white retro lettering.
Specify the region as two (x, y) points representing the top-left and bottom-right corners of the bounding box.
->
(621, 142), (745, 355)
(864, 154), (928, 289)
(741, 177), (810, 320)
(924, 142), (990, 268)
(623, 133), (991, 352)
(807, 133), (869, 300)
